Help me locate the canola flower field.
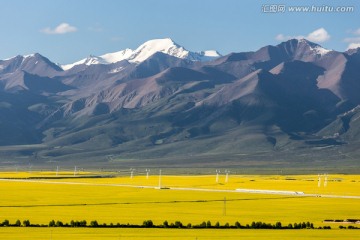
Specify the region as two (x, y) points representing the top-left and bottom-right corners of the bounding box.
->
(0, 227), (359, 240)
(0, 171), (359, 239)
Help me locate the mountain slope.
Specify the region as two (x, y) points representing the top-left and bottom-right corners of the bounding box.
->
(0, 38), (360, 168)
(0, 53), (63, 77)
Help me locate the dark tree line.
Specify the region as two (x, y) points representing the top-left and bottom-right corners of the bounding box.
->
(0, 219), (350, 230)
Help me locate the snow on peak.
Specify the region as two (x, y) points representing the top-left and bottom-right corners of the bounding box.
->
(100, 48), (134, 63)
(311, 45), (331, 56)
(2, 53), (45, 65)
(195, 50), (222, 61)
(128, 38), (189, 62)
(23, 53), (36, 59)
(62, 55), (108, 70)
(201, 50), (221, 57)
(298, 38), (331, 56)
(61, 38), (222, 70)
(3, 53), (36, 61)
(84, 55), (108, 65)
(127, 38), (222, 62)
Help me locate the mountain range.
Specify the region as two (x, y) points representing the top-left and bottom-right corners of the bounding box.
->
(1, 38), (360, 170)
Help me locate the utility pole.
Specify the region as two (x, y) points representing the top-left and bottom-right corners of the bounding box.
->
(216, 169), (220, 183)
(225, 170), (230, 183)
(324, 173), (328, 187)
(158, 169), (162, 188)
(130, 168), (135, 179)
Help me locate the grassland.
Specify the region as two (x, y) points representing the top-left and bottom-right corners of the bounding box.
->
(0, 171), (359, 239)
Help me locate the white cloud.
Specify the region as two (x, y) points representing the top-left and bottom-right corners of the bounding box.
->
(306, 28), (330, 42)
(110, 36), (124, 42)
(347, 43), (360, 50)
(352, 28), (360, 35)
(41, 23), (77, 35)
(275, 34), (303, 41)
(343, 28), (360, 50)
(275, 34), (285, 41)
(275, 34), (286, 41)
(275, 28), (330, 43)
(88, 23), (103, 32)
(343, 37), (360, 43)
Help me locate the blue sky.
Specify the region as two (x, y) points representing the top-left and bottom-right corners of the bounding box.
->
(1, 0), (359, 64)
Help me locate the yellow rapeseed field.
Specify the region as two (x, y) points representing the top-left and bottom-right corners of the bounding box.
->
(0, 171), (359, 239)
(0, 228), (359, 240)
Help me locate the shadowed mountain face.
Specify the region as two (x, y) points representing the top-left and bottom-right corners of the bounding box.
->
(0, 39), (360, 167)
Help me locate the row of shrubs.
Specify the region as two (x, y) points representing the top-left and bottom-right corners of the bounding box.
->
(161, 220), (317, 229)
(339, 225), (359, 229)
(0, 219), (342, 229)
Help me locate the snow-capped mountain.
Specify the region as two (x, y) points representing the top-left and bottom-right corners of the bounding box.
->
(2, 38), (360, 167)
(0, 53), (63, 76)
(61, 38), (222, 70)
(298, 38), (331, 56)
(101, 48), (134, 63)
(61, 55), (108, 70)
